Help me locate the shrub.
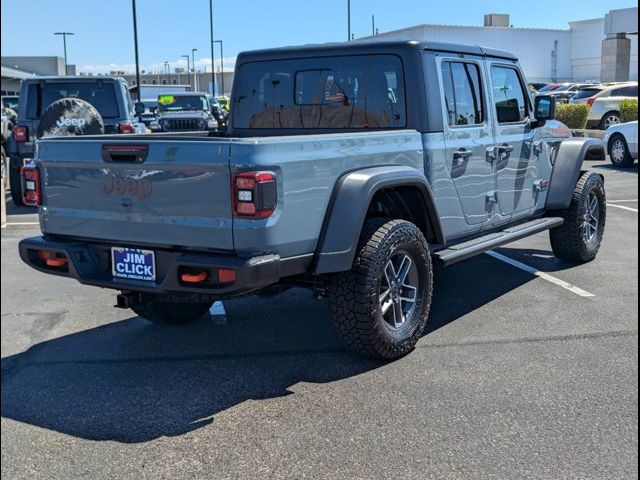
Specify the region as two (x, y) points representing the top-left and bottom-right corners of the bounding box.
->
(620, 99), (638, 123)
(554, 103), (590, 130)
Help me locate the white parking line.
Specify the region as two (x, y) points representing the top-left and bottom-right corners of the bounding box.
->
(607, 203), (638, 213)
(4, 222), (39, 226)
(486, 251), (595, 298)
(607, 199), (638, 203)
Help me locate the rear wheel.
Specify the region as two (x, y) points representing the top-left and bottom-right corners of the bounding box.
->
(608, 134), (634, 168)
(550, 171), (606, 263)
(599, 111), (621, 130)
(132, 294), (212, 325)
(328, 219), (433, 360)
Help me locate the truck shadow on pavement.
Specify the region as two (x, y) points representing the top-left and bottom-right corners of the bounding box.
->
(2, 255), (535, 443)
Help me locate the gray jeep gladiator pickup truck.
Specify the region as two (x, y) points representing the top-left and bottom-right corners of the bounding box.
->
(19, 41), (606, 359)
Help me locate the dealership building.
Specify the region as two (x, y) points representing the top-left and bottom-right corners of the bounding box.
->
(360, 7), (638, 83)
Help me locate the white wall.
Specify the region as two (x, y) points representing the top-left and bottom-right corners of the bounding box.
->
(362, 24), (572, 83)
(569, 19), (638, 81)
(569, 19), (605, 81)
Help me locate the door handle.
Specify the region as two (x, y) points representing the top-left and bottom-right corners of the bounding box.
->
(453, 149), (473, 160)
(498, 144), (514, 153)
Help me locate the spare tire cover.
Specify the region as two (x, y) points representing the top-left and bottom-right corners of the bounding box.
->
(37, 97), (105, 138)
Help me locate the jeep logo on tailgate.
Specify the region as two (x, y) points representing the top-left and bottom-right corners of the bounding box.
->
(100, 172), (152, 200)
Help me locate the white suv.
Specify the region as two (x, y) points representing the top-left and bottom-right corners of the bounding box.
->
(586, 82), (638, 129)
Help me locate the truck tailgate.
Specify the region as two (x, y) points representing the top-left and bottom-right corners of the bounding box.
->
(38, 138), (234, 251)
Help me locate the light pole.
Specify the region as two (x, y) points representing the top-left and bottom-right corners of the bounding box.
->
(54, 32), (74, 75)
(181, 54), (191, 90)
(164, 61), (169, 84)
(191, 48), (198, 92)
(347, 0), (351, 42)
(213, 40), (224, 96)
(131, 0), (141, 99)
(209, 0), (216, 96)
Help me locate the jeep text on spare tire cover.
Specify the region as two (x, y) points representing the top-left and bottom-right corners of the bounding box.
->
(38, 98), (105, 138)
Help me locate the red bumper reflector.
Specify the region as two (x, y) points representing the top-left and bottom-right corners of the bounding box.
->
(181, 271), (208, 283)
(217, 269), (236, 284)
(36, 250), (68, 267)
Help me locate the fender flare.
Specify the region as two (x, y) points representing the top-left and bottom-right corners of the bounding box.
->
(546, 138), (605, 210)
(312, 166), (445, 275)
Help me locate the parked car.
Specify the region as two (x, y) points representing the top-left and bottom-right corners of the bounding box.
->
(18, 40), (606, 360)
(215, 95), (230, 112)
(1, 107), (14, 182)
(585, 82), (638, 129)
(604, 121), (638, 167)
(7, 76), (144, 205)
(209, 96), (228, 129)
(569, 85), (606, 104)
(528, 82), (548, 93)
(154, 92), (217, 132)
(138, 98), (159, 131)
(538, 82), (596, 103)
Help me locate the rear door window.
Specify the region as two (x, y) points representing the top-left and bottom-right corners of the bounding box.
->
(441, 61), (484, 126)
(233, 54), (406, 129)
(31, 82), (120, 118)
(611, 85), (638, 97)
(490, 66), (529, 123)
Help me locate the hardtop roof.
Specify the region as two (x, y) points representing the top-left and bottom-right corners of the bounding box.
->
(237, 40), (517, 62)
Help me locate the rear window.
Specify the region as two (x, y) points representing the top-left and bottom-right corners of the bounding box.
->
(572, 88), (603, 100)
(26, 81), (120, 119)
(233, 54), (406, 129)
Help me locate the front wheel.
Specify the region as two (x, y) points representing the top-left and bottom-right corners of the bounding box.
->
(609, 134), (634, 168)
(132, 294), (212, 324)
(328, 219), (433, 360)
(550, 171), (606, 263)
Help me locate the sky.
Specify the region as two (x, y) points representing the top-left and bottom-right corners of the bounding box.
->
(1, 0), (637, 74)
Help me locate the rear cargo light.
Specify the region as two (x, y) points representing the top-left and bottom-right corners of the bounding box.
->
(36, 250), (69, 268)
(118, 123), (135, 134)
(232, 171), (277, 219)
(13, 126), (28, 142)
(587, 97), (595, 107)
(21, 165), (41, 206)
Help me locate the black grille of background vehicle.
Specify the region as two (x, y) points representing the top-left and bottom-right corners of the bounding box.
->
(165, 119), (203, 131)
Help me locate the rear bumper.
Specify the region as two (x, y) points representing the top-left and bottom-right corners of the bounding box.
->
(19, 236), (283, 298)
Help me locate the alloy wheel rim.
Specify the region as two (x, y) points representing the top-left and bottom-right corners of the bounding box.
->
(583, 192), (600, 247)
(611, 139), (626, 163)
(379, 252), (418, 330)
(605, 115), (620, 129)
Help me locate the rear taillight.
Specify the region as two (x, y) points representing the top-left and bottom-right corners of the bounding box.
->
(118, 123), (135, 133)
(13, 126), (28, 142)
(587, 98), (595, 107)
(232, 171), (277, 219)
(21, 165), (41, 206)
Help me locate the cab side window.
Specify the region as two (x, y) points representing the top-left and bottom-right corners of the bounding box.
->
(490, 66), (529, 123)
(441, 61), (484, 126)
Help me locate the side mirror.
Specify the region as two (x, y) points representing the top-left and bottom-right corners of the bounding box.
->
(134, 102), (146, 115)
(534, 95), (555, 121)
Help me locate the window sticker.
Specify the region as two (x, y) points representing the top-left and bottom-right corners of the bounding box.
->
(158, 95), (176, 105)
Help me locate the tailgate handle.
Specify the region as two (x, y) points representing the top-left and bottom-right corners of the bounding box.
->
(101, 144), (149, 163)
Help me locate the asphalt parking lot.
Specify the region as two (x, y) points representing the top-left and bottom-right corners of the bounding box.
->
(1, 160), (637, 479)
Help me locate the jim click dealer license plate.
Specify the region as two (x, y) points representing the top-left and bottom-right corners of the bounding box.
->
(111, 247), (156, 281)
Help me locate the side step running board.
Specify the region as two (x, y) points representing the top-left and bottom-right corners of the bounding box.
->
(434, 217), (564, 266)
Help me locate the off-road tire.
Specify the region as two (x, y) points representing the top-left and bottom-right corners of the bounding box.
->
(37, 97), (105, 138)
(550, 171), (606, 263)
(327, 218), (433, 360)
(608, 133), (634, 168)
(132, 294), (212, 325)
